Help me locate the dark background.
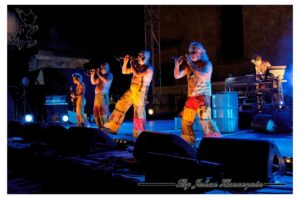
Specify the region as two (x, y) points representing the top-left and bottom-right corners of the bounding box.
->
(7, 5), (293, 121)
(8, 5), (145, 86)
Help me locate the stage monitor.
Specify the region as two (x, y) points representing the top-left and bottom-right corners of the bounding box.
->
(268, 66), (286, 79)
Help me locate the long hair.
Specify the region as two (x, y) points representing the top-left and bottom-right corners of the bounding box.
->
(141, 49), (151, 58)
(251, 55), (262, 62)
(101, 63), (111, 73)
(72, 73), (82, 82)
(189, 41), (210, 62)
(139, 49), (151, 63)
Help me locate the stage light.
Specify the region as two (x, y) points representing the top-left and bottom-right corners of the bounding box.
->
(21, 77), (29, 87)
(24, 114), (33, 123)
(148, 108), (154, 115)
(280, 101), (284, 105)
(62, 115), (69, 122)
(266, 119), (276, 132)
(285, 157), (292, 163)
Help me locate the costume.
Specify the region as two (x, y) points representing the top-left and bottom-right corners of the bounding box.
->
(75, 83), (87, 127)
(104, 65), (152, 138)
(181, 61), (221, 145)
(94, 93), (110, 128)
(93, 73), (112, 129)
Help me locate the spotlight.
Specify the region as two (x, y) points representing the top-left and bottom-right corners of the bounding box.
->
(24, 114), (33, 123)
(148, 108), (154, 115)
(285, 157), (292, 164)
(280, 101), (284, 105)
(266, 119), (276, 132)
(62, 115), (69, 122)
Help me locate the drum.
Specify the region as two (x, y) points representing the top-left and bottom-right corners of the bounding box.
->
(212, 92), (239, 133)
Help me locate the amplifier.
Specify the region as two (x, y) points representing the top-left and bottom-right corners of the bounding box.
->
(44, 95), (68, 122)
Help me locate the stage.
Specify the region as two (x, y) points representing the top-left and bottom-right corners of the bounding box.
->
(7, 119), (293, 194)
(6, 4), (294, 196)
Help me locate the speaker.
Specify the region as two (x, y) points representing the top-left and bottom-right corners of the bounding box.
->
(45, 104), (68, 122)
(133, 131), (197, 161)
(251, 114), (275, 133)
(44, 124), (69, 151)
(197, 138), (285, 183)
(139, 153), (222, 193)
(133, 131), (222, 192)
(44, 126), (116, 154)
(251, 113), (292, 133)
(8, 122), (48, 140)
(66, 127), (99, 154)
(66, 127), (117, 154)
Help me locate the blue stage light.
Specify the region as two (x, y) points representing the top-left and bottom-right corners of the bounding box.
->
(266, 119), (276, 132)
(24, 114), (33, 123)
(62, 115), (69, 122)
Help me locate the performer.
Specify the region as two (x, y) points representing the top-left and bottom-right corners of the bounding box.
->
(174, 41), (221, 145)
(104, 49), (154, 138)
(251, 55), (271, 81)
(70, 73), (88, 127)
(90, 62), (113, 129)
(251, 55), (272, 110)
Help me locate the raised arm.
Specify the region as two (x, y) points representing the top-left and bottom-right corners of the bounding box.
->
(122, 55), (133, 74)
(90, 70), (100, 85)
(96, 69), (113, 83)
(174, 57), (188, 79)
(185, 54), (212, 77)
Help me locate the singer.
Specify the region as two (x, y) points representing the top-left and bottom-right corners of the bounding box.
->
(174, 41), (221, 146)
(103, 49), (154, 138)
(90, 62), (113, 129)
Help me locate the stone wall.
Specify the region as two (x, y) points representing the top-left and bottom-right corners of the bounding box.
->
(160, 5), (220, 85)
(28, 50), (90, 71)
(158, 5), (292, 84)
(243, 5), (292, 65)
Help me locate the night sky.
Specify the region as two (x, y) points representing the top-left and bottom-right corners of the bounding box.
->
(8, 5), (145, 85)
(35, 5), (145, 55)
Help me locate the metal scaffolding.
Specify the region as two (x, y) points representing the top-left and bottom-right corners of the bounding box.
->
(144, 5), (161, 95)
